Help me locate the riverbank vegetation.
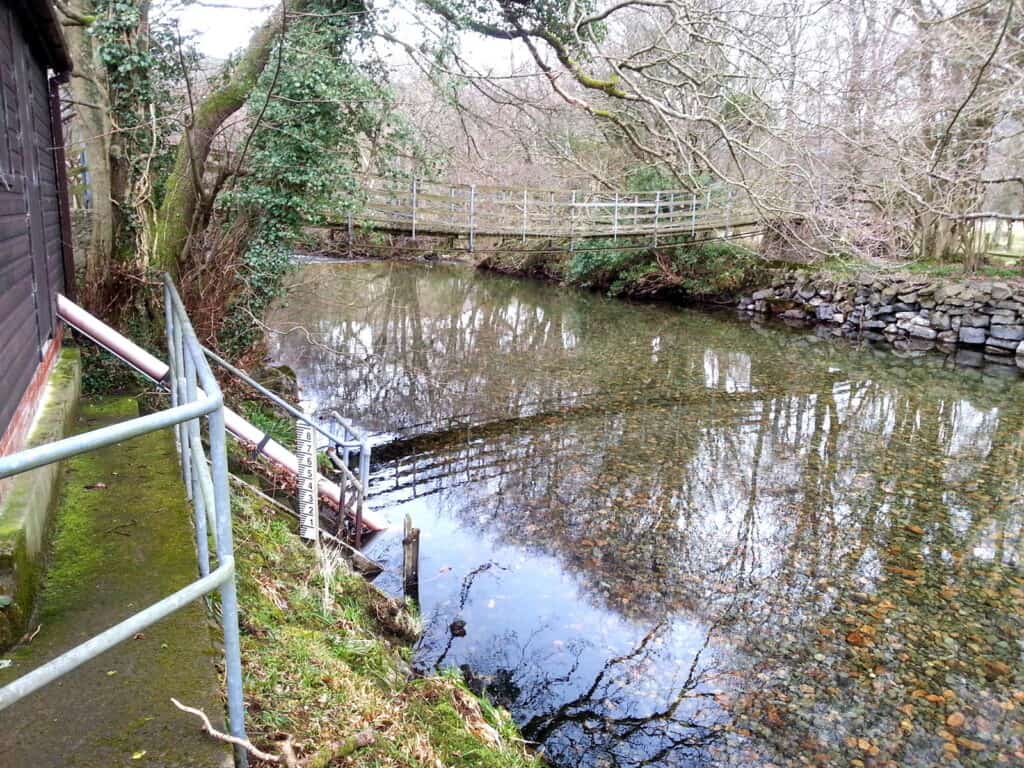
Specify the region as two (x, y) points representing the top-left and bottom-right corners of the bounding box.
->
(479, 237), (767, 301)
(230, 480), (540, 768)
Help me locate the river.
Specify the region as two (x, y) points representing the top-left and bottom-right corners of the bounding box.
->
(266, 260), (1024, 767)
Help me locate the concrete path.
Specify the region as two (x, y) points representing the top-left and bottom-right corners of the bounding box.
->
(0, 397), (231, 768)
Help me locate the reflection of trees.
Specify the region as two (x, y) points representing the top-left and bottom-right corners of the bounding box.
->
(372, 375), (1024, 766)
(519, 623), (728, 768)
(268, 262), (1024, 443)
(272, 263), (1024, 766)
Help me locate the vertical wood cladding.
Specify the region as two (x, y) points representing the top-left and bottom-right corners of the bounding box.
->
(0, 3), (69, 442)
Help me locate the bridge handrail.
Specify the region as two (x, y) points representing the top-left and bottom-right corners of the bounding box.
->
(342, 175), (751, 247)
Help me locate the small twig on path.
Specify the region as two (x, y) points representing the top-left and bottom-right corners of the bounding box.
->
(171, 698), (283, 763)
(171, 698), (376, 766)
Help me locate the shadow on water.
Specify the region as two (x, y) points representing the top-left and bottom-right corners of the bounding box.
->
(267, 261), (1024, 767)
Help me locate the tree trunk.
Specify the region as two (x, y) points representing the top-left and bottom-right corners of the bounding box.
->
(153, 3), (291, 276)
(62, 0), (116, 301)
(61, 0), (145, 307)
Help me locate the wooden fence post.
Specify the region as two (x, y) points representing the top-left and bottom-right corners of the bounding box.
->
(522, 189), (528, 242)
(613, 192), (619, 242)
(469, 184), (476, 252)
(570, 190), (577, 253)
(690, 193), (697, 236)
(411, 177), (418, 240)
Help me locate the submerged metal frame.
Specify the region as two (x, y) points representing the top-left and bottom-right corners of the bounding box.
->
(0, 275), (249, 767)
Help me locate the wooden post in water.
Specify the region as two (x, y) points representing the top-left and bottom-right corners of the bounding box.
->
(403, 514), (420, 604)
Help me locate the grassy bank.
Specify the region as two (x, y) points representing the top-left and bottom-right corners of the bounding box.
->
(478, 236), (766, 301)
(231, 480), (540, 768)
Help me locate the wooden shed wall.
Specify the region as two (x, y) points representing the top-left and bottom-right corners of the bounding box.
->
(0, 3), (68, 442)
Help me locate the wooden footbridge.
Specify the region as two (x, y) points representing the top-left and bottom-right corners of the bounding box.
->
(337, 177), (761, 249)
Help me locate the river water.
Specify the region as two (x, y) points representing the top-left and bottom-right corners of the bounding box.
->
(266, 260), (1024, 767)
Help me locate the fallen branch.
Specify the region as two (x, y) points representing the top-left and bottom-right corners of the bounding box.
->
(171, 698), (282, 763)
(171, 698), (376, 767)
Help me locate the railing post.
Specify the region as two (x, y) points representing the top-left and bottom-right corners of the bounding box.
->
(691, 193), (697, 236)
(410, 178), (418, 241)
(346, 210), (353, 258)
(163, 282), (179, 452)
(207, 406), (248, 768)
(184, 351), (210, 577)
(726, 188), (733, 237)
(171, 313), (191, 500)
(613, 192), (619, 242)
(653, 190), (661, 246)
(469, 184), (476, 252)
(570, 190), (577, 253)
(522, 189), (528, 243)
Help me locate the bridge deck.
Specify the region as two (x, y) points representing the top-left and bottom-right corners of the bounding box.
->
(336, 177), (760, 242)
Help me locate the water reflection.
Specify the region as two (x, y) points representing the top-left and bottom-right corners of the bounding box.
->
(267, 262), (1024, 767)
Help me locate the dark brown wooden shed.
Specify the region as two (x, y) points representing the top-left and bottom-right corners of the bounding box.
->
(0, 0), (75, 455)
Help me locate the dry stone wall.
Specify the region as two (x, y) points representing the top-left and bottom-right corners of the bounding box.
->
(736, 272), (1024, 368)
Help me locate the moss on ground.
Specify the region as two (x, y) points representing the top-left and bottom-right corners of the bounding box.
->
(0, 396), (229, 766)
(232, 484), (541, 768)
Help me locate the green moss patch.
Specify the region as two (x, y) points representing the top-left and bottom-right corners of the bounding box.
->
(0, 348), (81, 648)
(0, 396), (229, 767)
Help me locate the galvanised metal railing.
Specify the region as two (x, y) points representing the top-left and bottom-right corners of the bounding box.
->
(0, 275), (249, 767)
(199, 346), (373, 545)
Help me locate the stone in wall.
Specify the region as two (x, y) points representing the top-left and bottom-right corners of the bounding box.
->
(736, 272), (1024, 368)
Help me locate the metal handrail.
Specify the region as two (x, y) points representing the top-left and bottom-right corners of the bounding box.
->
(200, 345), (373, 543)
(329, 411), (371, 547)
(201, 345), (364, 451)
(0, 275), (249, 767)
